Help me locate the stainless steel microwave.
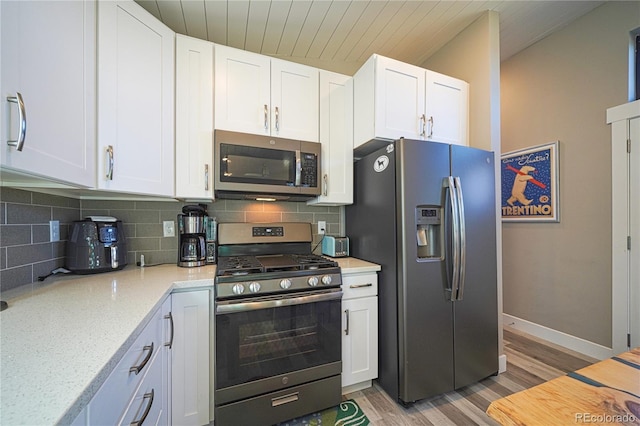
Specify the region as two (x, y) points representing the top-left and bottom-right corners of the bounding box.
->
(214, 130), (321, 201)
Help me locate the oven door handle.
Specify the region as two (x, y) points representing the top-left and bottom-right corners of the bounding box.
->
(216, 290), (343, 314)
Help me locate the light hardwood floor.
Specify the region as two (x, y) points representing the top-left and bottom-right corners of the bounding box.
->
(343, 327), (599, 425)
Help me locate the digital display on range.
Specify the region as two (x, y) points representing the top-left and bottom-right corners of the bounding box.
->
(252, 227), (284, 237)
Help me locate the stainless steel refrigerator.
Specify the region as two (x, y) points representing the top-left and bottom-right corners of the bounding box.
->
(345, 138), (498, 404)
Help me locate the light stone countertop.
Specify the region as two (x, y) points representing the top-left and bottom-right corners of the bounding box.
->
(0, 258), (380, 426)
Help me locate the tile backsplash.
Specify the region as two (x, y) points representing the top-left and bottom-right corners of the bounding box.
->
(0, 188), (343, 292)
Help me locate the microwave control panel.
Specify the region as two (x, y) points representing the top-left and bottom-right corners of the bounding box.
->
(301, 153), (318, 187)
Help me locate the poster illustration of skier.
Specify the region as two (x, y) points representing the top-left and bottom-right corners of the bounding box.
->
(501, 141), (559, 222)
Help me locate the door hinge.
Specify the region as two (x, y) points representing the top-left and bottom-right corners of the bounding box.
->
(628, 138), (631, 153)
(628, 333), (631, 348)
(628, 236), (632, 250)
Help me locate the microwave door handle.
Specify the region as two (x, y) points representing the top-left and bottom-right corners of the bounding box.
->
(295, 149), (302, 187)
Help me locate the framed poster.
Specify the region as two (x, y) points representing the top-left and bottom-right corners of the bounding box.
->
(501, 141), (559, 222)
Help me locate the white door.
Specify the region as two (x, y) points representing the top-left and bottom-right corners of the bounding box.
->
(214, 45), (271, 136)
(97, 0), (175, 196)
(171, 290), (210, 426)
(270, 58), (319, 142)
(176, 35), (214, 200)
(374, 56), (424, 141)
(424, 70), (469, 146)
(609, 102), (640, 354)
(342, 296), (378, 388)
(308, 71), (353, 205)
(0, 0), (95, 187)
(630, 116), (639, 349)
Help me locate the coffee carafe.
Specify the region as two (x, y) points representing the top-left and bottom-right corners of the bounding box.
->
(178, 205), (207, 267)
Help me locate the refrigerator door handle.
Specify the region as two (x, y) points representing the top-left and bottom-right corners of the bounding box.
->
(444, 176), (460, 301)
(454, 177), (466, 301)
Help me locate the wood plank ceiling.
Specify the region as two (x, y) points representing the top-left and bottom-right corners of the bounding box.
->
(135, 0), (604, 75)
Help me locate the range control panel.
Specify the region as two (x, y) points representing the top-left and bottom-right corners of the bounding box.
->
(252, 226), (284, 237)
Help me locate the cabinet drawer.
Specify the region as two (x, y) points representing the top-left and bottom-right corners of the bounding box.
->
(89, 305), (164, 424)
(119, 349), (165, 426)
(341, 273), (378, 300)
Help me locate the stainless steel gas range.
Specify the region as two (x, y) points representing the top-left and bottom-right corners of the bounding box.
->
(214, 222), (343, 426)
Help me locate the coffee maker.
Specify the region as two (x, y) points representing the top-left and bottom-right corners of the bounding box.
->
(178, 205), (207, 267)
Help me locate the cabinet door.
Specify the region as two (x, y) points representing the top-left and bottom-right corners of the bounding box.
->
(176, 35), (214, 200)
(171, 290), (210, 426)
(308, 71), (353, 206)
(342, 296), (378, 388)
(374, 56), (424, 141)
(97, 0), (175, 196)
(214, 44), (271, 136)
(271, 58), (319, 142)
(0, 0), (95, 187)
(424, 70), (469, 146)
(161, 296), (173, 426)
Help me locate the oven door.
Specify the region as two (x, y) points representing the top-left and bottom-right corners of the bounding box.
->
(214, 289), (342, 406)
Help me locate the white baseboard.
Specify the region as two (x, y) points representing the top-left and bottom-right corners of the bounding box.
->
(498, 354), (507, 373)
(503, 314), (613, 360)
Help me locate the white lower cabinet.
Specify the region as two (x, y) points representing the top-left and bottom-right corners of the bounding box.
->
(171, 289), (211, 426)
(86, 289), (211, 426)
(341, 272), (378, 393)
(88, 300), (168, 425)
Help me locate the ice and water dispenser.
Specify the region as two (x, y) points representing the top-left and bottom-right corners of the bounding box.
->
(416, 206), (442, 259)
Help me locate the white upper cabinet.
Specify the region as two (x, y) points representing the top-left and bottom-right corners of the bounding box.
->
(0, 0), (96, 187)
(425, 70), (469, 146)
(214, 45), (271, 137)
(175, 35), (214, 200)
(270, 58), (319, 142)
(214, 44), (319, 142)
(97, 0), (175, 197)
(353, 54), (468, 152)
(307, 71), (353, 206)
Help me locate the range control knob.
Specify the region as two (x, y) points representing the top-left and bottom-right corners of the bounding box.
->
(321, 275), (332, 285)
(232, 284), (245, 295)
(280, 279), (292, 290)
(308, 276), (319, 287)
(249, 282), (261, 293)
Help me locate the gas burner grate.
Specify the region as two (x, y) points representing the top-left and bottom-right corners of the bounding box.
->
(291, 254), (338, 270)
(217, 256), (263, 276)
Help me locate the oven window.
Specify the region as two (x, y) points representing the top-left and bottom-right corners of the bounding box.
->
(216, 298), (341, 390)
(220, 143), (296, 186)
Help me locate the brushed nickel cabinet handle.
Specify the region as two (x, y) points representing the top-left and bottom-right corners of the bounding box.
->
(264, 104), (268, 130)
(323, 174), (328, 196)
(428, 116), (434, 138)
(275, 106), (279, 132)
(130, 389), (154, 426)
(129, 342), (154, 375)
(164, 312), (174, 349)
(345, 309), (350, 335)
(7, 92), (26, 151)
(349, 283), (373, 289)
(106, 145), (114, 180)
(204, 164), (209, 191)
(420, 114), (426, 137)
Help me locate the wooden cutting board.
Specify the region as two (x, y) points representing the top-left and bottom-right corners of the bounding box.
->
(487, 348), (640, 425)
